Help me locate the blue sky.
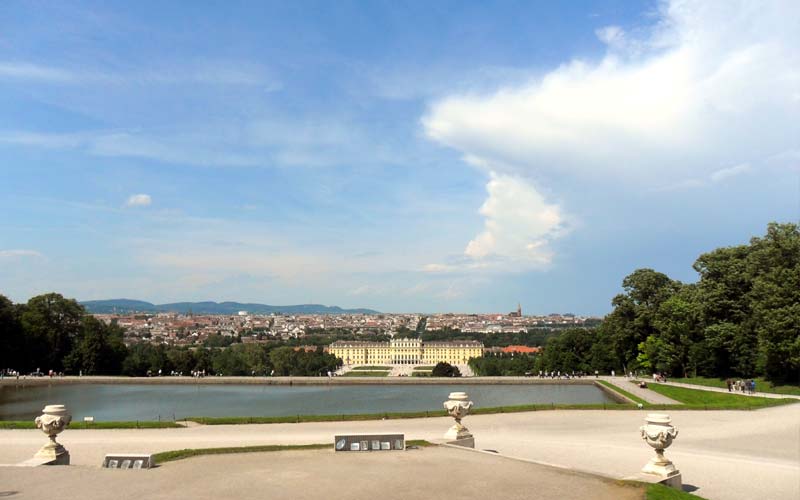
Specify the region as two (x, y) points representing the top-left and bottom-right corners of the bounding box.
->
(1, 0), (798, 314)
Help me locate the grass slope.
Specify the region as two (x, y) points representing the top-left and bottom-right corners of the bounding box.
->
(646, 383), (794, 409)
(352, 366), (390, 370)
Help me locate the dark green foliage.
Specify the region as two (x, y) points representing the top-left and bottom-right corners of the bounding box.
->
(20, 293), (85, 372)
(539, 328), (597, 373)
(431, 361), (461, 377)
(601, 222), (799, 383)
(268, 346), (341, 376)
(63, 316), (127, 375)
(0, 295), (25, 370)
(469, 353), (539, 376)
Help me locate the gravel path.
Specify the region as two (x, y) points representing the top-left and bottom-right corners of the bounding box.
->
(0, 446), (642, 500)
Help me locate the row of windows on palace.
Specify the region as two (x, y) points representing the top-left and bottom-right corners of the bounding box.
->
(328, 340), (484, 365)
(329, 340), (484, 348)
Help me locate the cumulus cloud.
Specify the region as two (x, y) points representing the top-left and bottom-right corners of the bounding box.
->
(424, 0), (800, 186)
(426, 173), (566, 272)
(125, 194), (152, 207)
(464, 174), (564, 264)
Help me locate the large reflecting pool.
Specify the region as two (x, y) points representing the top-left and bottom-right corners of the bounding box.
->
(0, 383), (618, 421)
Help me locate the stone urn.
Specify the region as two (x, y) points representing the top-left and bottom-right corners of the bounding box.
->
(640, 413), (679, 477)
(443, 392), (473, 441)
(34, 404), (72, 465)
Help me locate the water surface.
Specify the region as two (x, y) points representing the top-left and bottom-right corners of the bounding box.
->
(0, 383), (616, 421)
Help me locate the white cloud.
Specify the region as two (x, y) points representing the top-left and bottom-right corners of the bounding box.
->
(426, 173), (566, 272)
(423, 0), (800, 186)
(464, 173), (564, 265)
(595, 25), (625, 48)
(0, 249), (44, 259)
(710, 163), (751, 182)
(125, 194), (152, 207)
(422, 0), (799, 272)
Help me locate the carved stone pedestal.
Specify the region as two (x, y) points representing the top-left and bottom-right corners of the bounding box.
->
(33, 404), (72, 466)
(443, 392), (474, 447)
(639, 413), (680, 489)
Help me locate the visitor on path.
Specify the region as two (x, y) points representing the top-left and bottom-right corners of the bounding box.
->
(611, 370), (615, 377)
(726, 379), (732, 391)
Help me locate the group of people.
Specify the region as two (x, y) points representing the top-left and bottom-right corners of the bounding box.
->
(536, 370), (589, 379)
(652, 373), (668, 383)
(0, 368), (63, 379)
(727, 378), (757, 394)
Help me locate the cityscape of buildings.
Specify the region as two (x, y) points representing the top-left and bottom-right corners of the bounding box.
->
(94, 307), (596, 348)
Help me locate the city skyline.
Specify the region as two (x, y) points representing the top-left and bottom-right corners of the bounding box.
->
(1, 0), (798, 315)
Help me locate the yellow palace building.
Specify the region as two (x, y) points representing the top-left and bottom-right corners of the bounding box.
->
(329, 338), (483, 365)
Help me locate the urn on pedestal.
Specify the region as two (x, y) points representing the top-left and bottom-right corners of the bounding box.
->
(443, 392), (473, 441)
(34, 404), (72, 465)
(640, 413), (679, 479)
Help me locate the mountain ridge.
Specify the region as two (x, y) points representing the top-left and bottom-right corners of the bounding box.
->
(80, 299), (379, 315)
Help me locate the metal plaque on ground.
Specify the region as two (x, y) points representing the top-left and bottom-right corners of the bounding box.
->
(102, 453), (155, 469)
(334, 434), (405, 452)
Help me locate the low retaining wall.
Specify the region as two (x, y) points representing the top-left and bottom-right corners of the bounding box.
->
(0, 376), (611, 388)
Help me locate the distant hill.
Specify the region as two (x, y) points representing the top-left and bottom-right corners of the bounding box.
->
(80, 299), (379, 315)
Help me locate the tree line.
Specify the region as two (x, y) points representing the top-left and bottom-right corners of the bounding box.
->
(537, 222), (799, 383)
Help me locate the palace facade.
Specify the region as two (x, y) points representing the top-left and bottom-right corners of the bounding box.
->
(329, 338), (483, 365)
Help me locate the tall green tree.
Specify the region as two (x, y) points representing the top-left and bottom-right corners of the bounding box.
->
(21, 293), (84, 372)
(0, 294), (25, 371)
(64, 316), (127, 374)
(603, 269), (680, 372)
(694, 244), (756, 376)
(747, 223), (800, 382)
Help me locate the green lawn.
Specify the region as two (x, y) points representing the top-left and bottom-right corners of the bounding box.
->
(646, 383), (795, 409)
(352, 366), (391, 370)
(645, 483), (707, 500)
(153, 443), (331, 463)
(673, 377), (800, 397)
(341, 371), (389, 377)
(0, 420), (182, 429)
(413, 366), (436, 370)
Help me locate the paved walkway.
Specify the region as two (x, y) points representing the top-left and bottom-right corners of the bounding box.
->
(598, 376), (680, 404)
(0, 446), (642, 500)
(2, 404), (798, 500)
